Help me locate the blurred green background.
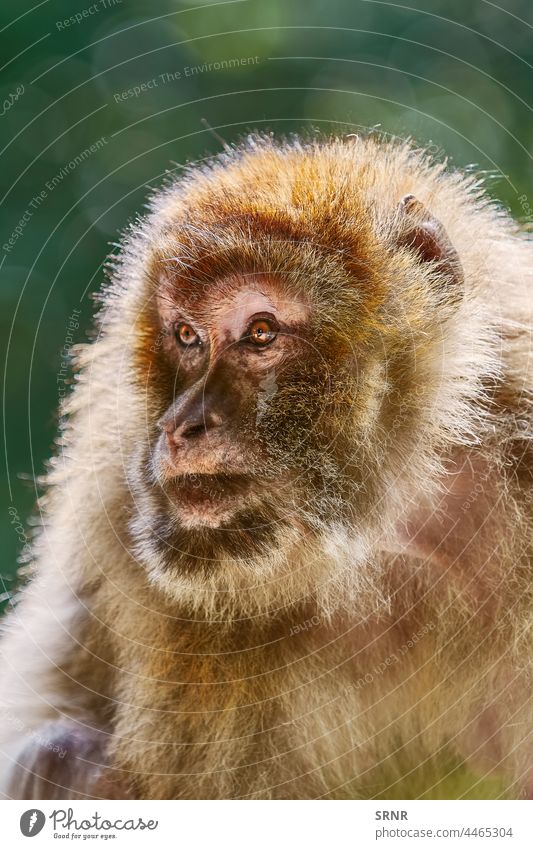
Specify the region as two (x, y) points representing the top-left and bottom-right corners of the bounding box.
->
(1, 0), (532, 608)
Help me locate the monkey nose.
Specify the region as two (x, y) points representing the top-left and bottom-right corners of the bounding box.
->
(158, 407), (224, 448)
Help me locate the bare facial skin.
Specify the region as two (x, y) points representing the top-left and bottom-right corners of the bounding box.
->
(153, 274), (311, 528)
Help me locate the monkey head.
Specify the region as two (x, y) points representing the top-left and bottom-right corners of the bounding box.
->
(107, 139), (481, 617)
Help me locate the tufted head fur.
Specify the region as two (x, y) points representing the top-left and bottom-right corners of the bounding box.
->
(45, 134), (526, 622)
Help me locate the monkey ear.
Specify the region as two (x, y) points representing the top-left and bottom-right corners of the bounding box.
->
(398, 194), (464, 297)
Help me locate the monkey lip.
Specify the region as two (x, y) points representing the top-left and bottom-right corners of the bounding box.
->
(167, 473), (254, 507)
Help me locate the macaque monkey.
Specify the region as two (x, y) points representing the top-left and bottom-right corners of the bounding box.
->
(1, 134), (532, 800)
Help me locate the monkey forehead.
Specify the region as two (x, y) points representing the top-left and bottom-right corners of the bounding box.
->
(157, 272), (310, 330)
(209, 274), (310, 326)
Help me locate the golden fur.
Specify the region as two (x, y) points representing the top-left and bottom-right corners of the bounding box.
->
(1, 134), (532, 799)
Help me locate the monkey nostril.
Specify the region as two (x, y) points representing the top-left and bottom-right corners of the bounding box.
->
(181, 421), (207, 440)
(176, 411), (223, 442)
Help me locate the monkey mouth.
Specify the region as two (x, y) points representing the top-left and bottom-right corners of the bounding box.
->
(161, 473), (260, 529)
(164, 473), (257, 521)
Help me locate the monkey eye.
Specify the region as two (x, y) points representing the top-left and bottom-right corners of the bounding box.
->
(174, 321), (200, 348)
(242, 316), (279, 347)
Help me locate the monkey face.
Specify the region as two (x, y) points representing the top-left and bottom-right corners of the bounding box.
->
(128, 252), (383, 596)
(132, 252), (428, 579)
(148, 273), (337, 534)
